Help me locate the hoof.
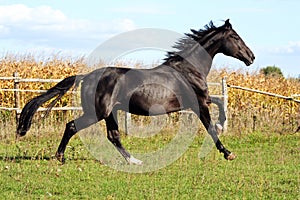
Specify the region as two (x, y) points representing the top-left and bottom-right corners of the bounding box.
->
(127, 156), (143, 165)
(16, 131), (26, 140)
(55, 152), (65, 163)
(226, 153), (236, 161)
(16, 130), (27, 137)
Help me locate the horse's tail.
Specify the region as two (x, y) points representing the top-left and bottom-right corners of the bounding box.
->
(16, 75), (84, 137)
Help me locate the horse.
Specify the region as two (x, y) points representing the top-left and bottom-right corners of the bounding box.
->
(16, 19), (255, 164)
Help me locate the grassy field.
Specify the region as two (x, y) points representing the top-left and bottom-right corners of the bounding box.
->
(0, 56), (299, 199)
(0, 120), (299, 199)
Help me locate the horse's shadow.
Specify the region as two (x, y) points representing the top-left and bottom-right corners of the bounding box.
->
(0, 155), (52, 162)
(0, 154), (97, 163)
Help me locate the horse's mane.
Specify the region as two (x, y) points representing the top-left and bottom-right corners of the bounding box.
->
(165, 21), (219, 60)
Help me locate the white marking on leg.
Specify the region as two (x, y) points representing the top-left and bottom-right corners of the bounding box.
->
(127, 156), (143, 165)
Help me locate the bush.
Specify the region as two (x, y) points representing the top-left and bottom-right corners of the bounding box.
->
(260, 66), (284, 77)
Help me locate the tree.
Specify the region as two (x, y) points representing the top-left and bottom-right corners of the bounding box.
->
(260, 66), (284, 77)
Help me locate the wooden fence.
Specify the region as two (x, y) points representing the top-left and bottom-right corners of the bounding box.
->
(0, 73), (229, 133)
(0, 72), (81, 122)
(227, 84), (300, 103)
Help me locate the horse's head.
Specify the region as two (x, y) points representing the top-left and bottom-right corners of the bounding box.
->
(165, 19), (255, 70)
(218, 19), (255, 66)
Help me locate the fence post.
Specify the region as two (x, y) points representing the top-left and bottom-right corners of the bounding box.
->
(222, 77), (228, 131)
(13, 72), (21, 125)
(124, 112), (131, 135)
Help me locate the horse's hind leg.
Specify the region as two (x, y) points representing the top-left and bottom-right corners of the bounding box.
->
(55, 114), (98, 163)
(105, 110), (143, 165)
(210, 96), (226, 133)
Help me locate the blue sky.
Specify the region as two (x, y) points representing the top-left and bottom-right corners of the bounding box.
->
(0, 0), (299, 77)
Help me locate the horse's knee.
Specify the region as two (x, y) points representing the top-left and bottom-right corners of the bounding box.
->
(65, 121), (77, 136)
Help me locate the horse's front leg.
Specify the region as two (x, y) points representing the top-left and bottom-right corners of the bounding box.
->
(196, 102), (236, 160)
(105, 111), (143, 165)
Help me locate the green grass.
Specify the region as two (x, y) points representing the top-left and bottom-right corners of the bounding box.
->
(0, 122), (299, 199)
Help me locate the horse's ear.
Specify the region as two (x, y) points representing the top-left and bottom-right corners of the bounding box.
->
(224, 19), (232, 29)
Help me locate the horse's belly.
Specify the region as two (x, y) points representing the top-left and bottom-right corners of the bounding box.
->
(126, 84), (183, 115)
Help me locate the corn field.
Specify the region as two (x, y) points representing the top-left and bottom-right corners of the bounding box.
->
(0, 55), (299, 134)
(216, 68), (300, 134)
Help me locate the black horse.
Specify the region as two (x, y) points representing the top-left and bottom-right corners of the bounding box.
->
(17, 20), (255, 164)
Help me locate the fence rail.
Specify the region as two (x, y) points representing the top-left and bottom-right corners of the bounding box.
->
(227, 84), (300, 103)
(0, 76), (62, 83)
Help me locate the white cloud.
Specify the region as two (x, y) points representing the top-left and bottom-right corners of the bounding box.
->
(0, 4), (137, 54)
(286, 41), (300, 53)
(224, 7), (271, 14)
(113, 6), (161, 15)
(0, 25), (9, 34)
(117, 19), (136, 31)
(113, 5), (173, 15)
(269, 41), (300, 55)
(0, 4), (66, 25)
(0, 4), (31, 23)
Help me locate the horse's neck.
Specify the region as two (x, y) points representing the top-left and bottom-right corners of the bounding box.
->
(163, 44), (219, 78)
(163, 55), (213, 78)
